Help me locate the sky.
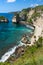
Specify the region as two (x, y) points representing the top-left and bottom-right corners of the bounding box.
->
(0, 0), (43, 13)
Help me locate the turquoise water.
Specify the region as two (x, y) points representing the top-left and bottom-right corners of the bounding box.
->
(0, 13), (33, 58)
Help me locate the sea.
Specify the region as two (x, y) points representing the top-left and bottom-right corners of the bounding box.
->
(0, 13), (33, 62)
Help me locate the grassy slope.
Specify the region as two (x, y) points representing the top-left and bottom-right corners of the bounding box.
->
(14, 46), (43, 65)
(0, 46), (43, 65)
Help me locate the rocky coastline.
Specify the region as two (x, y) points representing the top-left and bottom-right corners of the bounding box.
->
(0, 15), (35, 62)
(7, 45), (25, 62)
(7, 30), (34, 63)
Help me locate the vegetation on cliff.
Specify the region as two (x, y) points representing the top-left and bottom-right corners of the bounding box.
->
(0, 16), (6, 20)
(35, 5), (43, 11)
(0, 37), (43, 65)
(12, 5), (43, 24)
(19, 5), (43, 23)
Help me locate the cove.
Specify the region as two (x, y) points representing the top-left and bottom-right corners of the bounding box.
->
(0, 13), (33, 60)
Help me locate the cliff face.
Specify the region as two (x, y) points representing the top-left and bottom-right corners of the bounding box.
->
(12, 5), (43, 25)
(27, 6), (43, 45)
(18, 5), (43, 46)
(12, 16), (16, 23)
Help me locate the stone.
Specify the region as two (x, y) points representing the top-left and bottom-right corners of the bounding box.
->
(15, 46), (24, 58)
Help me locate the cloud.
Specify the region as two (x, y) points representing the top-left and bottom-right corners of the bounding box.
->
(30, 4), (39, 7)
(7, 0), (16, 2)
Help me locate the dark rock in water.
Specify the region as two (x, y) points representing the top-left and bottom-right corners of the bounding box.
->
(15, 46), (25, 58)
(0, 16), (9, 23)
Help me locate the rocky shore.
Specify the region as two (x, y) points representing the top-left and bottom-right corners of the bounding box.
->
(7, 32), (34, 62)
(7, 45), (25, 63)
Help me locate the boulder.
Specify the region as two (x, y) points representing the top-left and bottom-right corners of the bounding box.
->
(21, 35), (31, 44)
(15, 46), (25, 58)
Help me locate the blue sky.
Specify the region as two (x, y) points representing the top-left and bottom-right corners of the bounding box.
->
(0, 0), (43, 13)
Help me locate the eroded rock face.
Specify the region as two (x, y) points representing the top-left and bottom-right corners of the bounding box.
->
(12, 13), (20, 24)
(15, 46), (25, 58)
(12, 16), (17, 23)
(0, 16), (9, 23)
(21, 35), (31, 44)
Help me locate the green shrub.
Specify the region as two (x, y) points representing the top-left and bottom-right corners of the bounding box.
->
(35, 37), (43, 48)
(32, 12), (41, 19)
(27, 18), (33, 24)
(0, 16), (5, 20)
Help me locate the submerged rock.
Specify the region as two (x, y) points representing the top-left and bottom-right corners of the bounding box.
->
(0, 16), (9, 23)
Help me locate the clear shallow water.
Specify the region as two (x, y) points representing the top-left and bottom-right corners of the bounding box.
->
(0, 13), (33, 58)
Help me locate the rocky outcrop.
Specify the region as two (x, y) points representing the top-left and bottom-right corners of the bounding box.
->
(12, 16), (17, 23)
(0, 16), (9, 23)
(27, 10), (34, 19)
(21, 35), (31, 44)
(12, 13), (20, 23)
(15, 46), (25, 58)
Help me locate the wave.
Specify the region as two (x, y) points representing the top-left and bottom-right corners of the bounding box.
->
(0, 41), (26, 62)
(26, 25), (34, 30)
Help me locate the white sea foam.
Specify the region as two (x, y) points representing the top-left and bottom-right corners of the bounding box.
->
(26, 25), (34, 30)
(0, 41), (25, 62)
